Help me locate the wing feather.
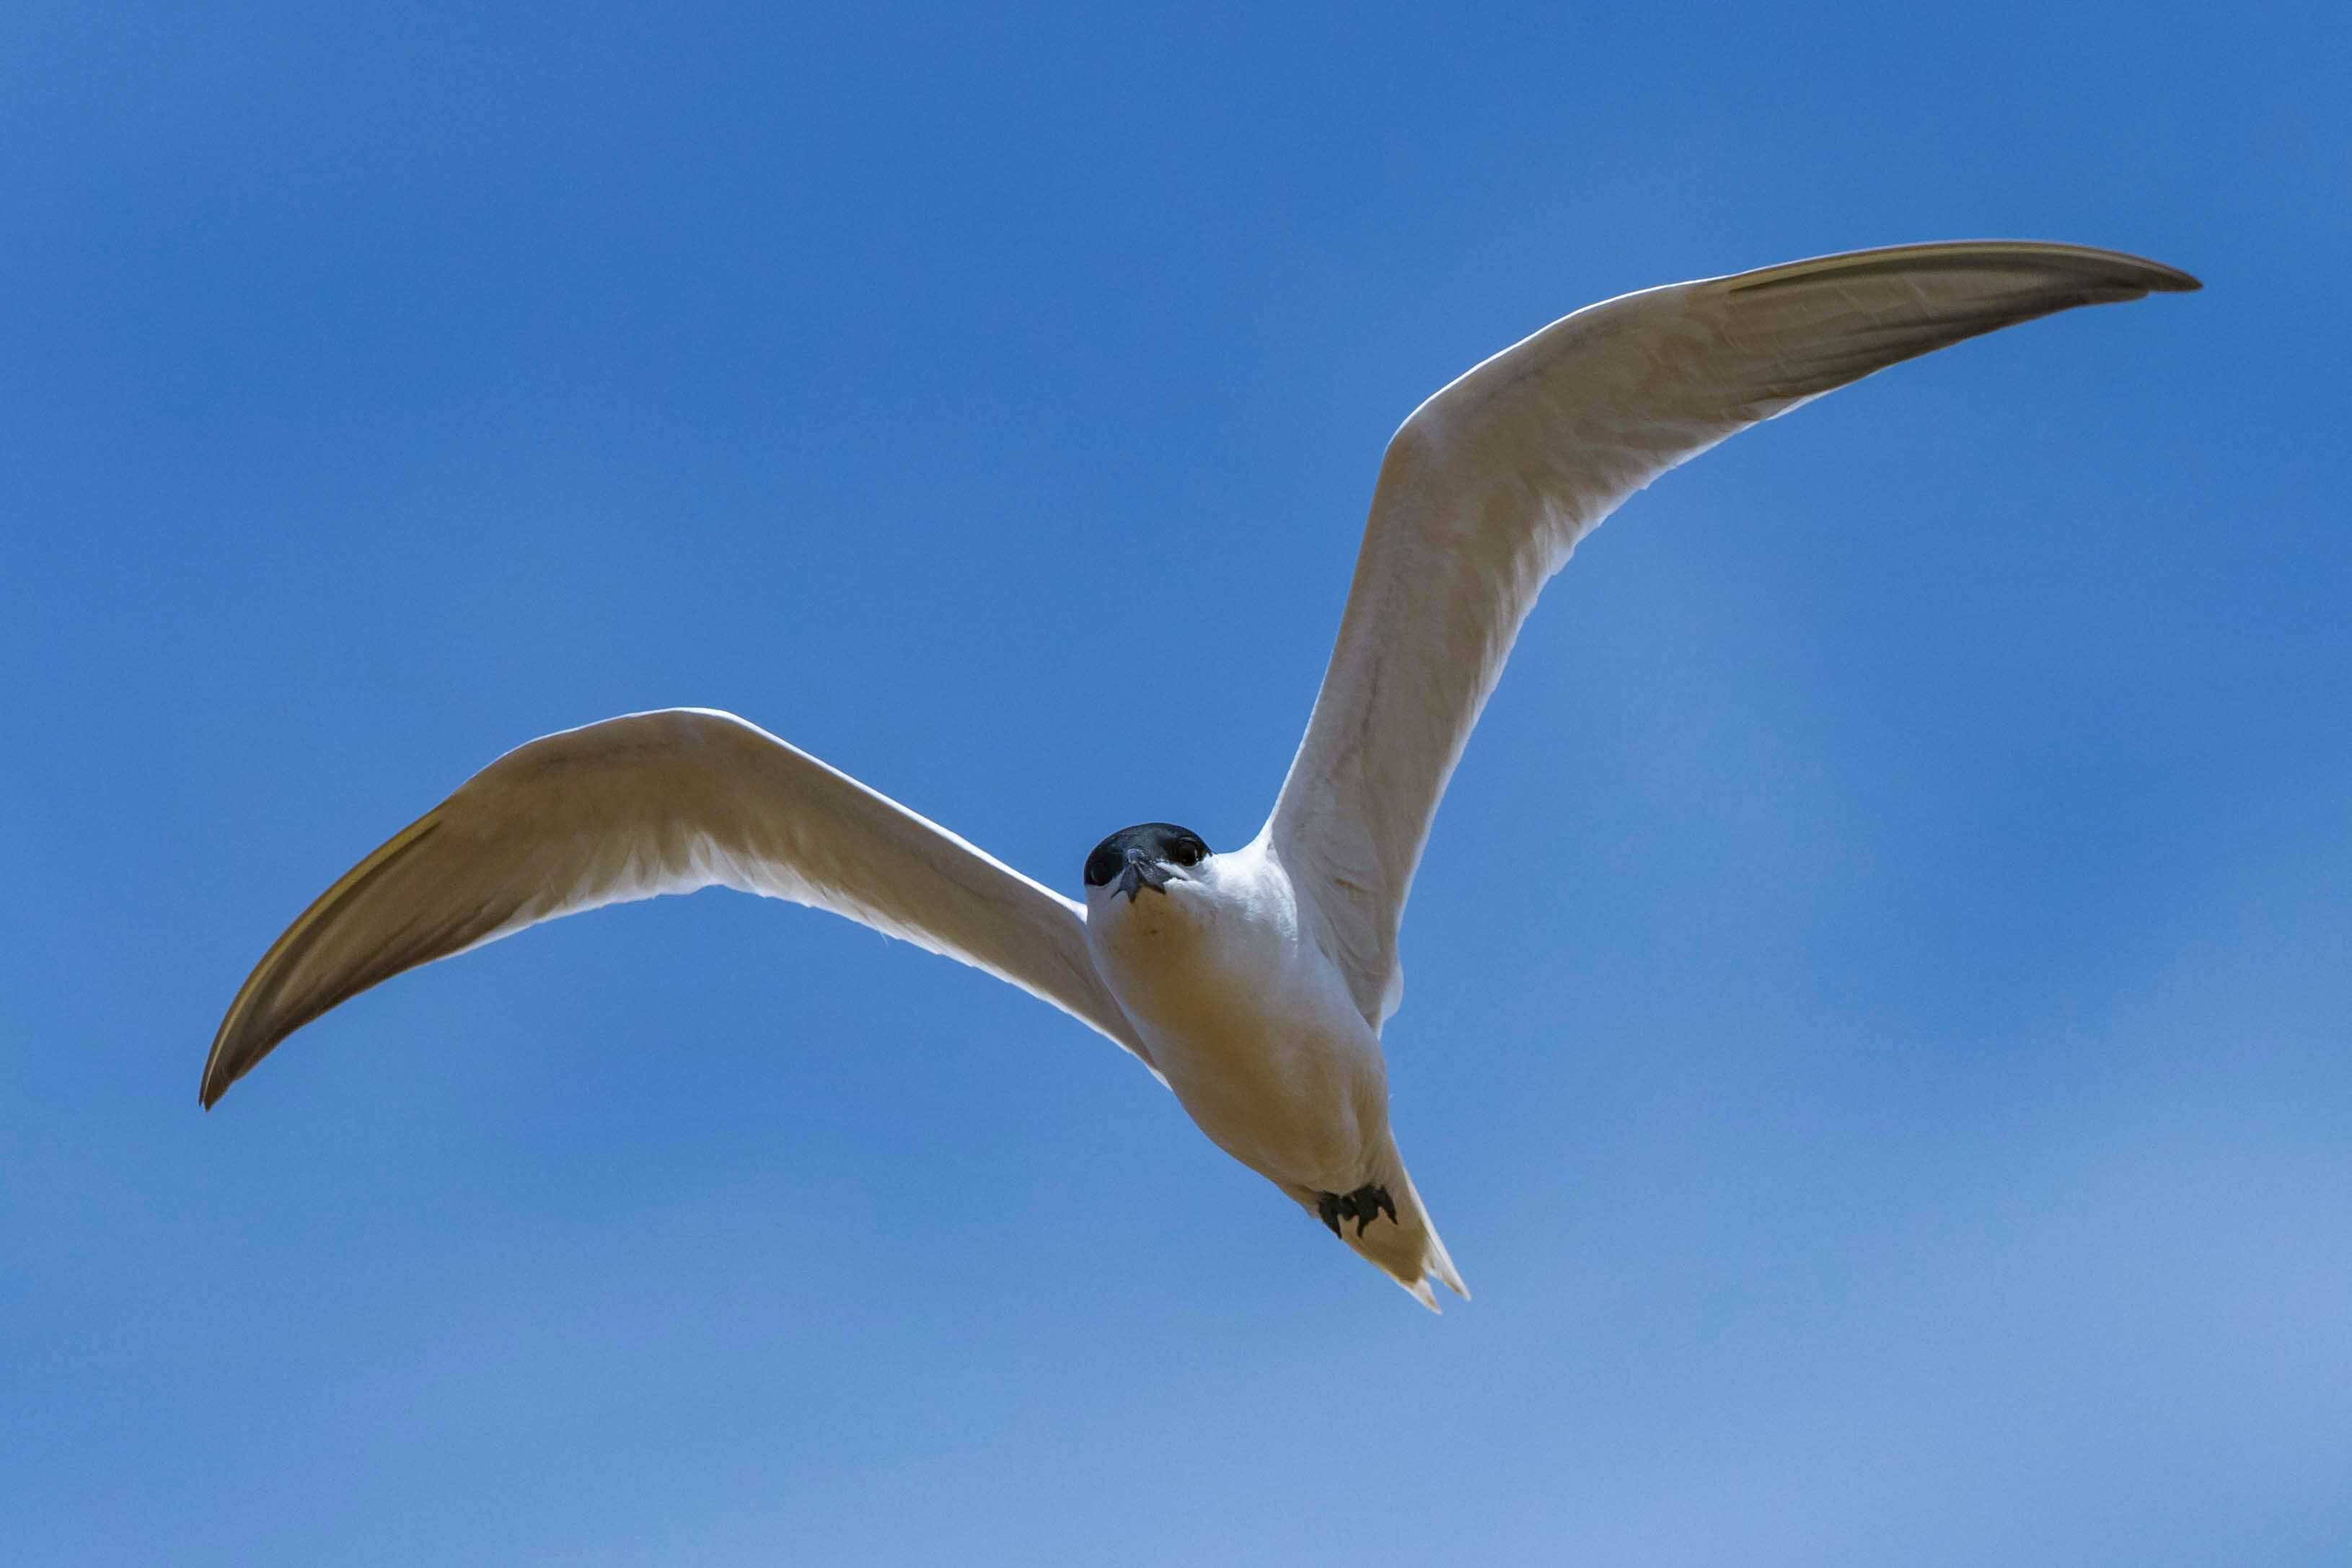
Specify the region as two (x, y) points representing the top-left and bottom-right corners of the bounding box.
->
(202, 708), (1149, 1105)
(1268, 241), (2198, 1028)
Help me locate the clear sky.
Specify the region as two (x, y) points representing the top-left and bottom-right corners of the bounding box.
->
(4, 4), (2346, 1563)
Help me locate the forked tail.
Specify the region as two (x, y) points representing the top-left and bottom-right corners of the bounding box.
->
(1302, 1156), (1469, 1312)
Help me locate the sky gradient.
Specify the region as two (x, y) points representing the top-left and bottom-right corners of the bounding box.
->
(4, 4), (2347, 1563)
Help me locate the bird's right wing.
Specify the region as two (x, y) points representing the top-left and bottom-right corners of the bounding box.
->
(1267, 242), (2200, 1031)
(202, 708), (1150, 1106)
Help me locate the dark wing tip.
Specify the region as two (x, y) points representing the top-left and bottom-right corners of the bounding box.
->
(198, 1034), (253, 1108)
(196, 814), (449, 1113)
(2118, 252), (2201, 293)
(198, 990), (291, 1110)
(200, 997), (270, 1110)
(1722, 240), (2202, 299)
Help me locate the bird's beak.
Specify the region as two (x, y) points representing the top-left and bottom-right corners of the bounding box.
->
(1116, 850), (1173, 903)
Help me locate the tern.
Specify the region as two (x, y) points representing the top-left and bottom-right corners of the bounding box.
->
(203, 241), (2197, 1308)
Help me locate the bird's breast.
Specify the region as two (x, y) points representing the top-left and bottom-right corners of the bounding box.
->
(1086, 853), (1386, 1189)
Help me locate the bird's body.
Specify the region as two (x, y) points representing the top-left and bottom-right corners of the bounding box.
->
(1084, 833), (1463, 1303)
(201, 240), (2197, 1308)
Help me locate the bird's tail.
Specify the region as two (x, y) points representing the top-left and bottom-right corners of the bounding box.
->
(1304, 1152), (1469, 1313)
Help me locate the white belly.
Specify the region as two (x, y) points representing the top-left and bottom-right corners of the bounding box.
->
(1084, 840), (1390, 1194)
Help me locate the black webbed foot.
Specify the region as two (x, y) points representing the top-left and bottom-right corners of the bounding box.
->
(1314, 1184), (1396, 1239)
(1316, 1191), (1344, 1238)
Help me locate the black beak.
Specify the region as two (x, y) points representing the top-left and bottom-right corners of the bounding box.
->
(1115, 850), (1173, 903)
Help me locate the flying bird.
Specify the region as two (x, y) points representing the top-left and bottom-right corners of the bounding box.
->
(203, 241), (2197, 1308)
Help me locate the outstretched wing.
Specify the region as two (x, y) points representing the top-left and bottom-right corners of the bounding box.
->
(202, 708), (1150, 1105)
(1267, 241), (2198, 1029)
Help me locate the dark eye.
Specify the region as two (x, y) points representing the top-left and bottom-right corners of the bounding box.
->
(1084, 844), (1122, 887)
(1170, 839), (1205, 868)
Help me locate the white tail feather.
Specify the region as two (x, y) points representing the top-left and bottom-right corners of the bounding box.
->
(1303, 1155), (1468, 1311)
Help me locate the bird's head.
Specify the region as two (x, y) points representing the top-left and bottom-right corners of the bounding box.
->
(1082, 822), (1211, 904)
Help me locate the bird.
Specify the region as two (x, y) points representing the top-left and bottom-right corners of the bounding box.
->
(202, 240), (2198, 1309)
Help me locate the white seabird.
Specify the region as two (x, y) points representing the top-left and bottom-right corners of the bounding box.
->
(203, 241), (2198, 1308)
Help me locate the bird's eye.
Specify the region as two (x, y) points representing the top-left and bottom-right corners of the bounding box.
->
(1170, 840), (1205, 868)
(1084, 845), (1122, 887)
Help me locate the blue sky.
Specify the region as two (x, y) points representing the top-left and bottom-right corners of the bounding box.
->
(4, 3), (2346, 1562)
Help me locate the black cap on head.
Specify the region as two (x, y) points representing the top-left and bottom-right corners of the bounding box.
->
(1084, 823), (1210, 897)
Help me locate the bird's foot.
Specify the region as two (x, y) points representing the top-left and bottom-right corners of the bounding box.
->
(1316, 1184), (1398, 1238)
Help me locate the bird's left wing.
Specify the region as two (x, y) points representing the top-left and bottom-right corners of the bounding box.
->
(201, 708), (1150, 1106)
(1266, 241), (2199, 1030)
